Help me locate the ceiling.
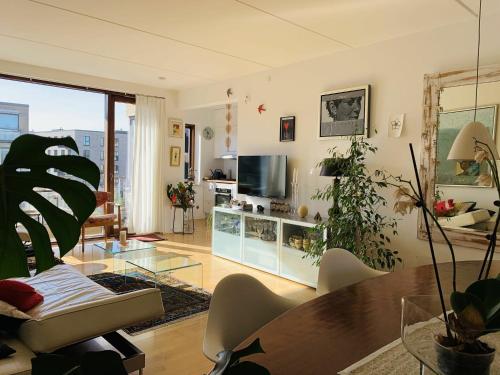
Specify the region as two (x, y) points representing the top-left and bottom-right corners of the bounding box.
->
(0, 0), (495, 90)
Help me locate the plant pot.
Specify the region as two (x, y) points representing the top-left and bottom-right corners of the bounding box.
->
(434, 337), (495, 375)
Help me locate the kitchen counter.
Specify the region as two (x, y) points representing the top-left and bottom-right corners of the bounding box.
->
(203, 179), (237, 184)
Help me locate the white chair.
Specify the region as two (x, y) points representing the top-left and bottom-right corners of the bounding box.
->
(316, 248), (387, 296)
(203, 274), (296, 362)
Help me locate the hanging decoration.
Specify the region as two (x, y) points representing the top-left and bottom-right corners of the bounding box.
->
(226, 88), (233, 98)
(225, 103), (232, 151)
(258, 104), (266, 114)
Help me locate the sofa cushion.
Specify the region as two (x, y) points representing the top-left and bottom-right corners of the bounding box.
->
(15, 265), (164, 353)
(0, 280), (43, 312)
(86, 214), (116, 225)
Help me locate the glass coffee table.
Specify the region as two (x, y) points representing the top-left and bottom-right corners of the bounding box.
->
(124, 252), (203, 288)
(93, 239), (157, 273)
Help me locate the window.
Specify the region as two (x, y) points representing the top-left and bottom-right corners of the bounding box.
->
(100, 137), (104, 147)
(0, 113), (19, 130)
(53, 149), (58, 156)
(184, 124), (195, 180)
(100, 150), (104, 160)
(83, 135), (90, 146)
(83, 150), (90, 158)
(115, 137), (119, 145)
(100, 164), (104, 173)
(114, 151), (119, 161)
(114, 164), (119, 173)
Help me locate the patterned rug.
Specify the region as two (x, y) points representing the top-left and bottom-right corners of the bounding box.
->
(127, 233), (166, 242)
(88, 272), (211, 335)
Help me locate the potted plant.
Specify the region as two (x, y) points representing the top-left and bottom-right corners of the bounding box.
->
(392, 143), (500, 375)
(307, 137), (401, 270)
(166, 181), (196, 211)
(0, 134), (100, 279)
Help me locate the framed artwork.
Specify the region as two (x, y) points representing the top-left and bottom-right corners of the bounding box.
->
(436, 105), (497, 187)
(280, 116), (295, 142)
(319, 85), (370, 139)
(169, 118), (183, 138)
(170, 146), (181, 167)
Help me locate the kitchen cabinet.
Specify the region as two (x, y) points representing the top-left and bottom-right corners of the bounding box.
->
(214, 107), (237, 159)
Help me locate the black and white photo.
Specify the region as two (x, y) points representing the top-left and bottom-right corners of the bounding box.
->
(319, 85), (370, 138)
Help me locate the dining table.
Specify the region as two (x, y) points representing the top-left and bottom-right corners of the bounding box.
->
(236, 260), (500, 374)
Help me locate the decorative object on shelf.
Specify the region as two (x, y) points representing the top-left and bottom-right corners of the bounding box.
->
(314, 212), (322, 222)
(257, 205), (265, 213)
(203, 126), (215, 140)
(437, 106), (496, 186)
(308, 137), (401, 270)
(280, 116), (295, 142)
(319, 85), (370, 139)
(226, 88), (233, 98)
(169, 146), (181, 166)
(388, 113), (405, 138)
(290, 167), (299, 213)
(168, 118), (183, 138)
(257, 104), (266, 114)
(270, 201), (290, 213)
(243, 203), (253, 212)
(119, 230), (127, 246)
(225, 103), (232, 152)
(297, 205), (308, 218)
(0, 135), (99, 278)
(166, 181), (195, 211)
(303, 238), (311, 251)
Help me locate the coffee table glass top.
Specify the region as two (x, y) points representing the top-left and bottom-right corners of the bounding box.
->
(93, 239), (156, 254)
(125, 253), (201, 274)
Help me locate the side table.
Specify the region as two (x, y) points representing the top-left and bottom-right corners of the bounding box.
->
(172, 205), (195, 234)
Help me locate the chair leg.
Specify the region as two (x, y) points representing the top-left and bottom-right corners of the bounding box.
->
(81, 227), (85, 253)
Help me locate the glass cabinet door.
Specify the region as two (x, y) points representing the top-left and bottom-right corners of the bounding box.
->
(280, 221), (320, 286)
(243, 216), (279, 273)
(212, 210), (242, 261)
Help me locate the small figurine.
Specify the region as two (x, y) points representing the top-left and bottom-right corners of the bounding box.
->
(314, 212), (322, 222)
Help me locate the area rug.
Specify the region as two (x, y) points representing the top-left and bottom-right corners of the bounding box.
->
(88, 272), (211, 335)
(127, 233), (166, 242)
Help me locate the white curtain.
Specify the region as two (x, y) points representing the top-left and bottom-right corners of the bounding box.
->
(129, 95), (168, 234)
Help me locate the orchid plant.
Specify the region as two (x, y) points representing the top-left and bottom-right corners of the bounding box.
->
(391, 141), (500, 354)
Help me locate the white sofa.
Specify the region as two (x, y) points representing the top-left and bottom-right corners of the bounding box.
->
(14, 264), (164, 353)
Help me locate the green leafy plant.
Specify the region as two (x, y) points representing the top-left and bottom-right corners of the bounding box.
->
(307, 137), (401, 270)
(0, 135), (100, 278)
(393, 142), (500, 356)
(209, 338), (270, 375)
(167, 181), (195, 211)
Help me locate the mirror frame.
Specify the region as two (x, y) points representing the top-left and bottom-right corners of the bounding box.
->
(419, 64), (500, 250)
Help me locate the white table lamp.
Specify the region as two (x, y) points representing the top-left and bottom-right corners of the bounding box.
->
(447, 121), (500, 160)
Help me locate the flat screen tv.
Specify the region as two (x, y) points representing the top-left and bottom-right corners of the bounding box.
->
(238, 155), (287, 198)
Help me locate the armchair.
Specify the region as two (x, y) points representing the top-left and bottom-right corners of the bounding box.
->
(81, 191), (122, 252)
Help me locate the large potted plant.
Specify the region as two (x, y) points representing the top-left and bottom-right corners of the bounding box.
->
(307, 137), (401, 270)
(393, 143), (500, 375)
(0, 134), (100, 279)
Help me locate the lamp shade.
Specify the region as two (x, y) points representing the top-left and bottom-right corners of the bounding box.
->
(320, 158), (348, 177)
(447, 121), (500, 160)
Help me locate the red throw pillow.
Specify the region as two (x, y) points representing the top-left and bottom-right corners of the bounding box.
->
(0, 280), (43, 312)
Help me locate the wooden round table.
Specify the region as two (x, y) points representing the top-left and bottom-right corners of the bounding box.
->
(237, 261), (500, 374)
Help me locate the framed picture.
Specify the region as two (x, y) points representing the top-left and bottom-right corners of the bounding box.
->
(280, 116), (295, 142)
(436, 105), (497, 187)
(169, 118), (183, 138)
(319, 85), (370, 139)
(170, 146), (181, 167)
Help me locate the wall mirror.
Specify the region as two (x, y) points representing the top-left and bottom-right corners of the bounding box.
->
(420, 64), (500, 250)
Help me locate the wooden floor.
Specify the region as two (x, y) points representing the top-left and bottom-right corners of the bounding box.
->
(62, 219), (316, 375)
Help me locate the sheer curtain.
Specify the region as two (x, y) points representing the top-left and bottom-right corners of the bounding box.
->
(129, 95), (168, 234)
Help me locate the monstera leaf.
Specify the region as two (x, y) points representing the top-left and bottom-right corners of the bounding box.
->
(0, 134), (100, 279)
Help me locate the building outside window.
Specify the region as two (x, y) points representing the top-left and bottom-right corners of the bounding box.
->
(100, 150), (104, 160)
(115, 164), (119, 173)
(0, 113), (19, 130)
(83, 149), (90, 158)
(100, 137), (104, 147)
(114, 151), (119, 161)
(83, 135), (90, 146)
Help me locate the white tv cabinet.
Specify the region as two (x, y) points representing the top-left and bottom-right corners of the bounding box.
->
(212, 207), (323, 287)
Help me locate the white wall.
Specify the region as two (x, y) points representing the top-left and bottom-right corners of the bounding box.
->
(178, 16), (500, 267)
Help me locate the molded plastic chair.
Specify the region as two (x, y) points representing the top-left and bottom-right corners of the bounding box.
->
(203, 274), (296, 362)
(316, 248), (387, 296)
